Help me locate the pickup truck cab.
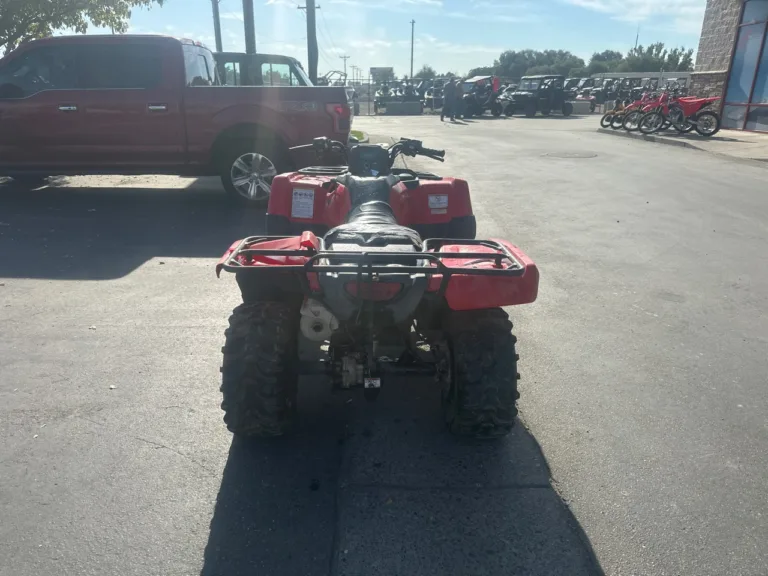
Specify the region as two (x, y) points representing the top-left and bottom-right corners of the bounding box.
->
(0, 35), (352, 205)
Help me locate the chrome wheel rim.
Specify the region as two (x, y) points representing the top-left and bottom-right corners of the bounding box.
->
(230, 152), (277, 201)
(698, 115), (716, 135)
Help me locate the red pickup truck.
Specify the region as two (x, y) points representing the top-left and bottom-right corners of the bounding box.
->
(0, 35), (352, 205)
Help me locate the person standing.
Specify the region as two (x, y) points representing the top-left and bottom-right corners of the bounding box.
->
(441, 77), (455, 121)
(454, 78), (464, 120)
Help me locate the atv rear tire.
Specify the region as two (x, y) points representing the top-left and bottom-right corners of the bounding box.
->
(442, 309), (519, 439)
(220, 302), (300, 438)
(491, 103), (503, 117)
(562, 102), (574, 117)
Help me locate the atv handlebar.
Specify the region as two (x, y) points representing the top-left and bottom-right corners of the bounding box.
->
(290, 137), (446, 167)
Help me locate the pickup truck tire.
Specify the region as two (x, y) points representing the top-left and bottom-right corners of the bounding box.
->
(220, 140), (289, 207)
(12, 176), (49, 190)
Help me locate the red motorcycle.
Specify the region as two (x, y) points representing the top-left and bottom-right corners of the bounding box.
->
(639, 93), (721, 137)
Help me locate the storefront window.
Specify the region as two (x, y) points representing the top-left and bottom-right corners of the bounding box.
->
(742, 0), (768, 24)
(725, 23), (765, 103)
(746, 106), (768, 130)
(722, 105), (748, 129)
(752, 37), (768, 103)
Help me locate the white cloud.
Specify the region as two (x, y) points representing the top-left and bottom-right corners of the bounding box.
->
(563, 0), (705, 33)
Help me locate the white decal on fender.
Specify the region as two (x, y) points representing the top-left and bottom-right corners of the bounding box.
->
(291, 188), (315, 219)
(428, 194), (449, 209)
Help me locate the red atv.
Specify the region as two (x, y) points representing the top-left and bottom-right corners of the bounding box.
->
(216, 138), (539, 439)
(265, 139), (477, 240)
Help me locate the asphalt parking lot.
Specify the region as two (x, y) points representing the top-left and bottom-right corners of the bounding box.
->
(2, 114), (767, 576)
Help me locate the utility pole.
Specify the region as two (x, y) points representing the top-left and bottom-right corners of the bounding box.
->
(340, 55), (350, 80)
(211, 0), (223, 52)
(410, 19), (415, 80)
(298, 0), (319, 84)
(243, 0), (256, 54)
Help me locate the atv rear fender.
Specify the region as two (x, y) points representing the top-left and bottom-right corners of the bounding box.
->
(266, 172), (476, 239)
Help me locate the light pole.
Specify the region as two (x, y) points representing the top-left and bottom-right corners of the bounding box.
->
(410, 19), (415, 80)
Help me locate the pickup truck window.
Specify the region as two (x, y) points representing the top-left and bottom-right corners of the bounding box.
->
(78, 45), (162, 90)
(0, 46), (79, 99)
(184, 45), (219, 87)
(262, 62), (302, 87)
(224, 62), (241, 86)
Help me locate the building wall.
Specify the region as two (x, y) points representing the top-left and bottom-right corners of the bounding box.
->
(690, 0), (743, 98)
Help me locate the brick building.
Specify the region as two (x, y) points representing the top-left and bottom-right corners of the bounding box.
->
(690, 0), (768, 131)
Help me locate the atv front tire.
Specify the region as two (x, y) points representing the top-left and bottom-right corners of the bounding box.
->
(442, 309), (519, 439)
(220, 302), (300, 438)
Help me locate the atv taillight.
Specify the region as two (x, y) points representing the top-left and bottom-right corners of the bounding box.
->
(345, 282), (402, 301)
(327, 103), (351, 133)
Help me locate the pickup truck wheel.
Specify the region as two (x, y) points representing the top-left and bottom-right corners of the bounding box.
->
(221, 142), (285, 206)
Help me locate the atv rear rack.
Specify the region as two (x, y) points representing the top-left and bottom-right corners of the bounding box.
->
(218, 237), (526, 300)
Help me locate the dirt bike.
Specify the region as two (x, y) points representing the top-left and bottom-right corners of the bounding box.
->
(617, 92), (660, 131)
(216, 137), (539, 439)
(600, 100), (626, 129)
(639, 95), (721, 137)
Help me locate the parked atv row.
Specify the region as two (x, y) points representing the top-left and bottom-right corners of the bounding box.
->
(600, 89), (721, 137)
(459, 74), (575, 118)
(216, 136), (539, 441)
(374, 81), (422, 113)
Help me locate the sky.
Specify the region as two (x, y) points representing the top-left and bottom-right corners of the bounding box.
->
(92, 0), (706, 77)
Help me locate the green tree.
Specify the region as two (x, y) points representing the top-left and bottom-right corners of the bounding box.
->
(466, 65), (495, 78)
(415, 64), (436, 79)
(587, 50), (624, 75)
(0, 0), (165, 53)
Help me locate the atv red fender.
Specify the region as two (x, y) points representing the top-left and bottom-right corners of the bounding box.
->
(265, 172), (477, 240)
(216, 234), (538, 311)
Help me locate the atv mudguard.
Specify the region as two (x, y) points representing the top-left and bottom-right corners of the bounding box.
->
(266, 172), (477, 240)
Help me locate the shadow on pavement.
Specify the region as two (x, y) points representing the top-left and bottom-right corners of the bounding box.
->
(201, 378), (604, 576)
(661, 132), (742, 143)
(0, 181), (263, 280)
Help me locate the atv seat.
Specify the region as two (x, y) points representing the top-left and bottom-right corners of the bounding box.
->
(324, 175), (422, 249)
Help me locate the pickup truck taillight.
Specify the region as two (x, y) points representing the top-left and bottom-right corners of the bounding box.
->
(326, 103), (351, 133)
